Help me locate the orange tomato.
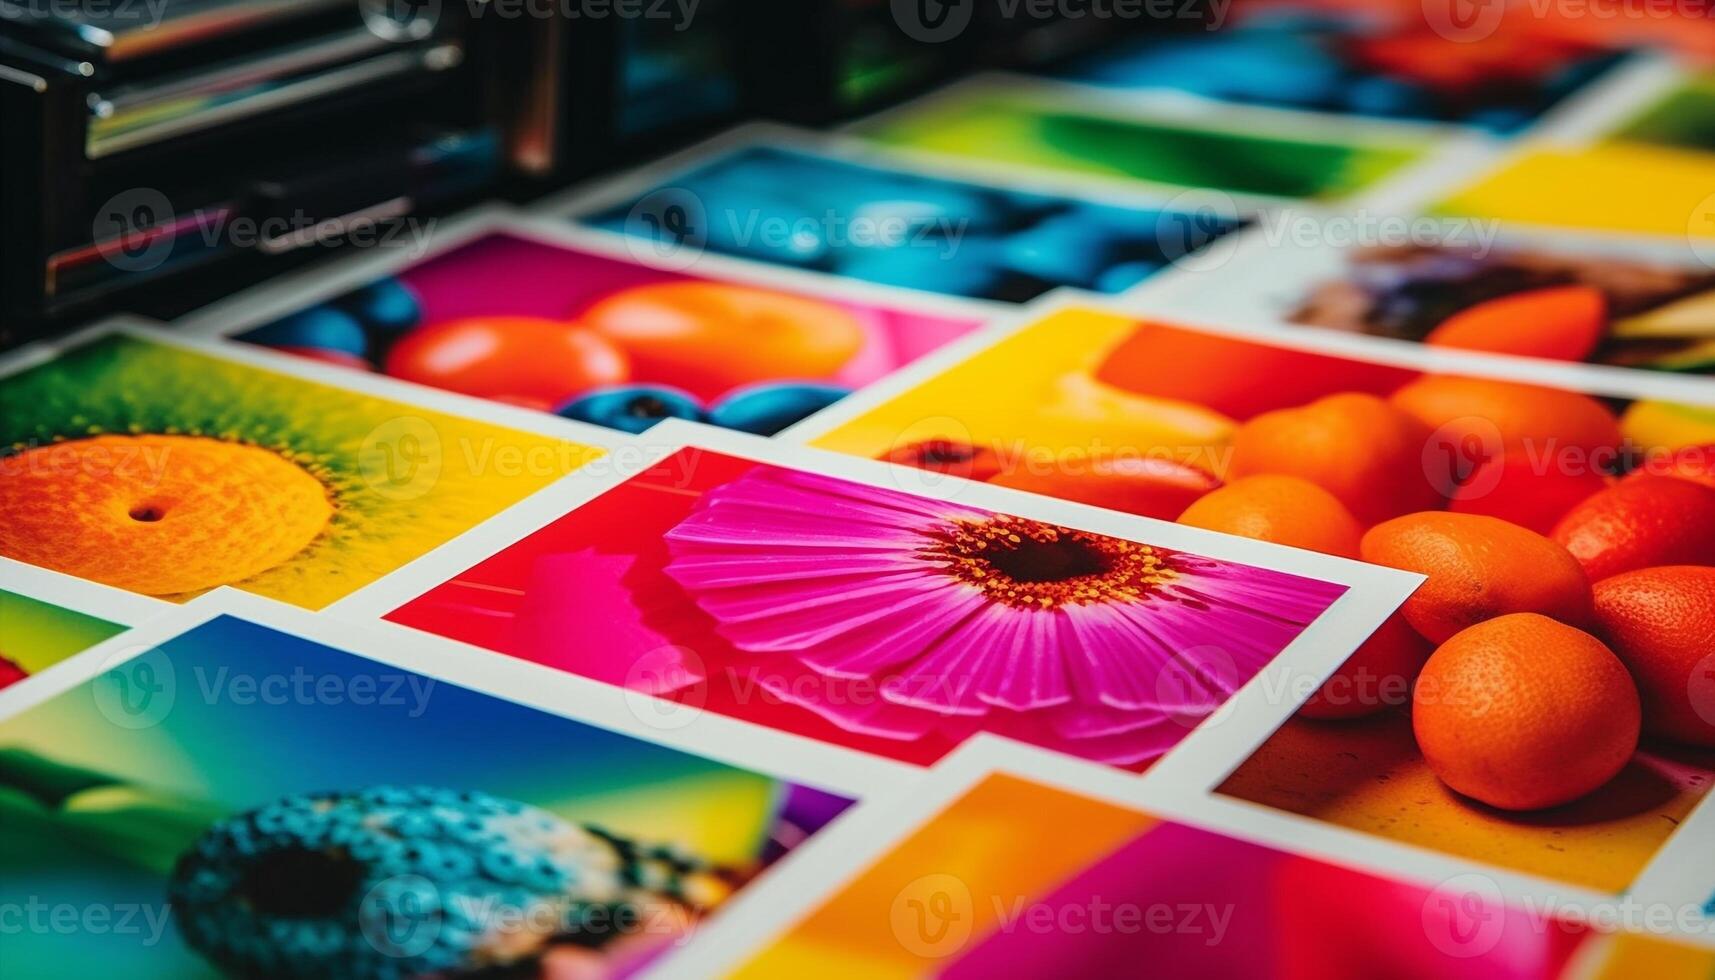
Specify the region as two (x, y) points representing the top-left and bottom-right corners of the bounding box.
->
(1592, 566), (1715, 748)
(1425, 285), (1606, 362)
(1177, 474), (1363, 558)
(1229, 392), (1445, 523)
(1093, 324), (1416, 420)
(1446, 451), (1610, 534)
(1390, 374), (1622, 487)
(1628, 443), (1715, 491)
(580, 282), (865, 401)
(1413, 614), (1639, 811)
(1551, 476), (1715, 582)
(384, 317), (628, 405)
(1362, 511), (1594, 643)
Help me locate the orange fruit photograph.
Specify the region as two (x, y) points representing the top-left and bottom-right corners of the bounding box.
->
(803, 306), (1715, 895)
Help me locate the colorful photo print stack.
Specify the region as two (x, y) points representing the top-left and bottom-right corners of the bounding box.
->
(216, 230), (982, 436)
(352, 432), (1393, 769)
(1049, 3), (1631, 134)
(573, 137), (1245, 302)
(0, 608), (847, 979)
(795, 305), (1715, 892)
(850, 77), (1439, 203)
(0, 327), (602, 609)
(722, 765), (1715, 979)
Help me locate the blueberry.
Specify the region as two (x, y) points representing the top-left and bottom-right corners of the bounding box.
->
(831, 239), (1005, 298)
(1002, 210), (1129, 286)
(340, 277), (422, 335)
(240, 307), (369, 357)
(1465, 107), (1534, 136)
(847, 187), (1007, 242)
(1061, 32), (1342, 106)
(706, 382), (850, 435)
(555, 384), (703, 433)
(1344, 76), (1433, 119)
(642, 185), (827, 267)
(1095, 260), (1162, 294)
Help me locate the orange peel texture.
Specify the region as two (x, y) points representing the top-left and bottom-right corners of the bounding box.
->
(0, 434), (333, 597)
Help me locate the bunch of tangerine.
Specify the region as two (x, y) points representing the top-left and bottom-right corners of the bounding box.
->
(1167, 371), (1714, 812)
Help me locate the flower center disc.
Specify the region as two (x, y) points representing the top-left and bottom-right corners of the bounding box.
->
(924, 516), (1178, 609)
(986, 535), (1109, 583)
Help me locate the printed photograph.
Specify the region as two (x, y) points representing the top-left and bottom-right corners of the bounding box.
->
(1144, 231), (1715, 374)
(574, 139), (1245, 302)
(374, 442), (1369, 769)
(850, 77), (1440, 202)
(1049, 4), (1631, 134)
(794, 305), (1715, 892)
(723, 767), (1713, 979)
(1601, 71), (1715, 153)
(1288, 243), (1714, 374)
(0, 328), (602, 609)
(216, 230), (984, 436)
(0, 610), (849, 979)
(1431, 141), (1715, 239)
(0, 587), (129, 692)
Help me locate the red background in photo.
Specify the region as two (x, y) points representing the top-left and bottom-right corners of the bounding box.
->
(385, 448), (965, 765)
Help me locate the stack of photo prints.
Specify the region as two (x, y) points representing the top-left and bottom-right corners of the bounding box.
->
(3, 3), (1714, 977)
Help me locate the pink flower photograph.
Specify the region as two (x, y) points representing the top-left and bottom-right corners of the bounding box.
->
(384, 448), (1351, 768)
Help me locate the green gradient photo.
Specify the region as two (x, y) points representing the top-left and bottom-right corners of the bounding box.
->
(0, 558), (164, 690)
(1611, 72), (1715, 151)
(0, 589), (127, 680)
(855, 78), (1435, 201)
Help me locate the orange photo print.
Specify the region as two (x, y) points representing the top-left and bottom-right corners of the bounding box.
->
(801, 306), (1715, 893)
